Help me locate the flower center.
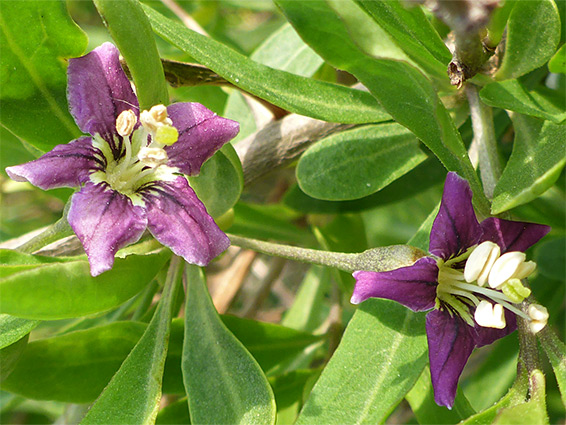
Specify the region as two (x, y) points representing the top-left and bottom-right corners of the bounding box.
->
(436, 241), (545, 331)
(90, 106), (179, 203)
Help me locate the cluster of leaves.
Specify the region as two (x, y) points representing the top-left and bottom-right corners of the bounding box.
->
(0, 0), (564, 424)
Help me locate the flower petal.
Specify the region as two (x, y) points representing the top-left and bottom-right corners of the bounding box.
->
(142, 176), (230, 265)
(429, 172), (481, 260)
(474, 308), (517, 347)
(351, 257), (438, 311)
(5, 137), (100, 190)
(480, 217), (551, 253)
(426, 309), (476, 409)
(67, 42), (139, 143)
(165, 103), (239, 176)
(67, 182), (147, 276)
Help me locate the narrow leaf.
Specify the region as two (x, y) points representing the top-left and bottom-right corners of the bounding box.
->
(93, 0), (168, 109)
(0, 315), (39, 350)
(141, 4), (390, 125)
(539, 328), (566, 407)
(183, 265), (276, 425)
(295, 299), (427, 424)
(480, 80), (566, 124)
(495, 0), (561, 80)
(296, 124), (426, 200)
(81, 257), (182, 425)
(492, 114), (566, 214)
(1, 322), (146, 403)
(548, 44), (566, 74)
(0, 251), (169, 319)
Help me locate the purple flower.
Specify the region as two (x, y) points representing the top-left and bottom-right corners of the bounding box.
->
(351, 172), (550, 408)
(6, 43), (239, 276)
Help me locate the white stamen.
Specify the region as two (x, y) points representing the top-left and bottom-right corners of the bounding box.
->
(464, 241), (500, 285)
(474, 300), (506, 329)
(116, 110), (137, 137)
(138, 146), (169, 168)
(488, 251), (526, 289)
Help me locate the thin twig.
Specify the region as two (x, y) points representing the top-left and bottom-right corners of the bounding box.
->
(466, 83), (502, 198)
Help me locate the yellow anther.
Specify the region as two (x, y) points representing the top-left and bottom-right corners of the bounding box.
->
(155, 125), (179, 146)
(116, 109), (137, 137)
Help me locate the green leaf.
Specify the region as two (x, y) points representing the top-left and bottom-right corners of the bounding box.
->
(0, 0), (86, 153)
(295, 299), (427, 424)
(81, 257), (182, 425)
(270, 370), (318, 425)
(250, 23), (324, 77)
(182, 265), (276, 424)
(548, 44), (566, 74)
(164, 315), (324, 394)
(284, 155), (445, 214)
(0, 251), (169, 319)
(406, 366), (475, 424)
(492, 114), (566, 214)
(539, 328), (566, 407)
(493, 371), (548, 425)
(0, 334), (29, 382)
(220, 315), (322, 374)
(0, 315), (39, 350)
(296, 124), (426, 201)
(274, 0), (489, 216)
(1, 322), (146, 403)
(189, 143), (243, 218)
(352, 0), (451, 83)
(495, 0), (561, 80)
(223, 22), (325, 142)
(480, 80), (566, 124)
(142, 4), (390, 125)
(93, 0), (168, 109)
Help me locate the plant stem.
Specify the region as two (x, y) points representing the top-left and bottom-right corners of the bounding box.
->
(466, 84), (502, 199)
(16, 215), (74, 255)
(228, 234), (426, 273)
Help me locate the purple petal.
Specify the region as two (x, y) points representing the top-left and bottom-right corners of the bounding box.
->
(68, 182), (147, 276)
(426, 309), (476, 409)
(480, 217), (551, 253)
(474, 308), (517, 347)
(142, 176), (230, 265)
(165, 103), (239, 176)
(68, 42), (139, 143)
(351, 257), (438, 311)
(429, 172), (481, 260)
(5, 137), (100, 190)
